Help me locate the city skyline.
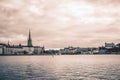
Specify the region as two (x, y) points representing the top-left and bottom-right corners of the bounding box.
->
(0, 0), (120, 48)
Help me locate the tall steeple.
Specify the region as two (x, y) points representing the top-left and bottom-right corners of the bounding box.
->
(27, 29), (33, 47)
(8, 40), (10, 46)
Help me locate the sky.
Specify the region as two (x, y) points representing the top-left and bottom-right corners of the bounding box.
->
(0, 0), (120, 49)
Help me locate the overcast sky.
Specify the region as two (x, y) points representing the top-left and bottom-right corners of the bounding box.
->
(0, 0), (120, 48)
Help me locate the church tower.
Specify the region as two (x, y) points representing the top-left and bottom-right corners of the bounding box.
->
(27, 29), (33, 47)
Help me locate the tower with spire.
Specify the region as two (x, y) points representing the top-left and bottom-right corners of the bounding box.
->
(27, 29), (33, 47)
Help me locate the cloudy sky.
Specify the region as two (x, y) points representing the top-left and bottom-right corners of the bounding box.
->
(0, 0), (120, 48)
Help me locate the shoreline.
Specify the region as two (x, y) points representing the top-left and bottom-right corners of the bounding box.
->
(0, 54), (120, 56)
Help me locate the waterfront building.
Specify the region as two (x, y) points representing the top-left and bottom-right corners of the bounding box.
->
(116, 43), (120, 48)
(0, 44), (4, 54)
(0, 43), (7, 55)
(59, 46), (79, 54)
(0, 30), (44, 55)
(105, 43), (115, 49)
(99, 47), (107, 54)
(34, 46), (44, 55)
(6, 45), (23, 55)
(99, 43), (117, 54)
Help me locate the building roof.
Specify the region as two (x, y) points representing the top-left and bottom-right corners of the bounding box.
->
(6, 45), (23, 48)
(0, 43), (8, 46)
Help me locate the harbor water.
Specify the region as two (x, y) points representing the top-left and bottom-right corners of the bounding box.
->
(0, 55), (120, 80)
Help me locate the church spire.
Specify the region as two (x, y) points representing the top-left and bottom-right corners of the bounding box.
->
(8, 40), (10, 46)
(29, 29), (31, 40)
(27, 29), (33, 47)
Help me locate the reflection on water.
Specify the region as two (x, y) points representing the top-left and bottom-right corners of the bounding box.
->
(0, 55), (120, 80)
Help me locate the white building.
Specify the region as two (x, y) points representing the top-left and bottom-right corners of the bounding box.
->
(0, 45), (3, 54)
(22, 46), (34, 54)
(0, 43), (7, 55)
(34, 46), (44, 54)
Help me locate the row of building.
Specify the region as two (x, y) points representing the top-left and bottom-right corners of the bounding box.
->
(57, 43), (120, 55)
(0, 30), (120, 55)
(99, 43), (120, 54)
(58, 46), (98, 55)
(1, 42), (120, 55)
(0, 30), (44, 55)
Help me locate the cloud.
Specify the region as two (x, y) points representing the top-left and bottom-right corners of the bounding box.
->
(86, 0), (120, 6)
(0, 0), (120, 48)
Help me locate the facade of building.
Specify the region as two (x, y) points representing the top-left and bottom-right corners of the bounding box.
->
(0, 45), (3, 54)
(34, 46), (44, 55)
(59, 46), (79, 54)
(5, 46), (23, 55)
(0, 43), (7, 55)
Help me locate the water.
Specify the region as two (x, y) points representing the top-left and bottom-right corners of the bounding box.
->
(0, 55), (120, 80)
